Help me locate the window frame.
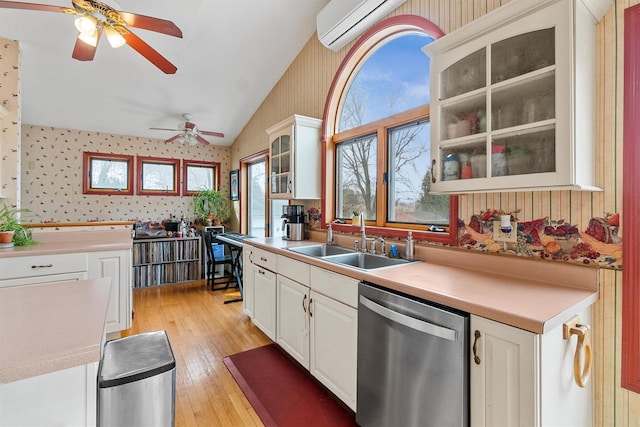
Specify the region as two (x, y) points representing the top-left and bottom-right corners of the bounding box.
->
(82, 151), (134, 196)
(321, 16), (458, 245)
(182, 160), (221, 196)
(136, 156), (180, 196)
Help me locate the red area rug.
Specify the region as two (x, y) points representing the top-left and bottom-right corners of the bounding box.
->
(223, 344), (357, 427)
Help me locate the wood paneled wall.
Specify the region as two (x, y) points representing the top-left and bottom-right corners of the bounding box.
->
(230, 1), (639, 424)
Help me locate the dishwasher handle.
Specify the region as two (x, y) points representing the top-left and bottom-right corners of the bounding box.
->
(359, 295), (457, 342)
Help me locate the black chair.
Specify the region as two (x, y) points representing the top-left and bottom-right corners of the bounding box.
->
(203, 230), (236, 291)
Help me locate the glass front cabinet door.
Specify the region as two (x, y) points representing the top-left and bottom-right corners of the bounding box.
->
(267, 115), (322, 200)
(424, 0), (606, 193)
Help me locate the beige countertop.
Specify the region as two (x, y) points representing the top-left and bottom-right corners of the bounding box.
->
(245, 237), (599, 334)
(0, 228), (132, 258)
(0, 278), (111, 384)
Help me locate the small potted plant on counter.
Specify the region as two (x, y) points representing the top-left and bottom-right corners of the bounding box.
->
(0, 203), (37, 247)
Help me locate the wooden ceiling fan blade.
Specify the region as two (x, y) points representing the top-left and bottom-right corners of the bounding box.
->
(117, 12), (182, 38)
(72, 28), (101, 61)
(164, 135), (181, 143)
(199, 130), (225, 138)
(0, 0), (71, 13)
(150, 127), (181, 132)
(122, 31), (177, 74)
(195, 135), (210, 145)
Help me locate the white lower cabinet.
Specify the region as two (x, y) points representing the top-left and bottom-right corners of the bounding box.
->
(88, 249), (131, 334)
(471, 309), (593, 427)
(470, 315), (537, 427)
(277, 274), (310, 368)
(0, 362), (98, 427)
(309, 290), (358, 411)
(252, 265), (277, 340)
(0, 253), (88, 287)
(242, 247), (254, 317)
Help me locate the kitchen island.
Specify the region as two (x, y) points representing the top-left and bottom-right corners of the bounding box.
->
(0, 277), (111, 426)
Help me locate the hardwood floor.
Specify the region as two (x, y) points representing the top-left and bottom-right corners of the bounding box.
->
(122, 281), (271, 427)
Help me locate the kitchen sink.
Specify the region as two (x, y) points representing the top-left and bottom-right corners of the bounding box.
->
(289, 244), (355, 257)
(323, 252), (415, 270)
(289, 243), (416, 270)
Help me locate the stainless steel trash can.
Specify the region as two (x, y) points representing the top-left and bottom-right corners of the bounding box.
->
(98, 330), (176, 427)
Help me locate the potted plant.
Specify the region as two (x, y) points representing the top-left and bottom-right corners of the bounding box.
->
(192, 189), (231, 225)
(0, 203), (37, 246)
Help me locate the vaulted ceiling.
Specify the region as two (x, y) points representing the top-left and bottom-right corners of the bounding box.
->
(0, 0), (330, 146)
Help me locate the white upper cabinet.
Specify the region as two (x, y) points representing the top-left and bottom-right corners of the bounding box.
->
(267, 115), (322, 200)
(424, 0), (611, 193)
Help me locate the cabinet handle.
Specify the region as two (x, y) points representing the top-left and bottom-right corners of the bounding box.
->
(258, 269), (265, 275)
(260, 256), (268, 262)
(308, 298), (313, 317)
(302, 294), (307, 313)
(568, 324), (592, 388)
(431, 159), (437, 184)
(473, 330), (481, 365)
(31, 264), (53, 269)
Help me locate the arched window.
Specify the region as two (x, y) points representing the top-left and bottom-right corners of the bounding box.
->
(322, 16), (458, 244)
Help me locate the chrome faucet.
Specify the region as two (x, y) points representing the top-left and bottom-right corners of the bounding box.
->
(379, 238), (386, 257)
(360, 212), (375, 253)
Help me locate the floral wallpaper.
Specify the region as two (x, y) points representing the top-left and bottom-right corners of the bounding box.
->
(20, 125), (231, 223)
(0, 38), (21, 204)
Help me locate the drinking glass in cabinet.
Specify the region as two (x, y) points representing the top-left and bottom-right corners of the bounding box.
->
(470, 152), (486, 178)
(279, 175), (289, 193)
(491, 144), (508, 177)
(506, 146), (532, 175)
(271, 157), (280, 174)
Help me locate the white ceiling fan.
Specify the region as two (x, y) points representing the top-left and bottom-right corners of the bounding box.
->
(150, 114), (225, 145)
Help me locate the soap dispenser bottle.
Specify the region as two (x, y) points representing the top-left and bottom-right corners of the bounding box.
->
(326, 223), (333, 246)
(405, 231), (414, 260)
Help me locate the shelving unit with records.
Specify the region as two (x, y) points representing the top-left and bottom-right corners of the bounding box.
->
(132, 237), (201, 288)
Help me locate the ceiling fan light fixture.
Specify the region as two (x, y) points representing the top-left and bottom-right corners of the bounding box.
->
(77, 30), (99, 47)
(104, 26), (126, 48)
(74, 16), (98, 34)
(176, 135), (186, 144)
(185, 133), (196, 145)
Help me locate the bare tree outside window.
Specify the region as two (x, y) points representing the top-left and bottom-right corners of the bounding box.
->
(335, 33), (449, 226)
(336, 135), (377, 219)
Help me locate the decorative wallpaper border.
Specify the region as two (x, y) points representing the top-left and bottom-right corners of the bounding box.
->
(458, 209), (622, 269)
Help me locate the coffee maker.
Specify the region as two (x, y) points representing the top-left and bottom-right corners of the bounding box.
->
(281, 205), (305, 241)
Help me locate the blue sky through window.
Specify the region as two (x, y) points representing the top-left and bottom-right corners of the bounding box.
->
(339, 33), (434, 132)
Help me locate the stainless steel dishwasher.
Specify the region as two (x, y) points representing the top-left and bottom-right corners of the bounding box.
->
(357, 282), (469, 427)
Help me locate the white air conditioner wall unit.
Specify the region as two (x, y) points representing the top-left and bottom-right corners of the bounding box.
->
(317, 0), (407, 51)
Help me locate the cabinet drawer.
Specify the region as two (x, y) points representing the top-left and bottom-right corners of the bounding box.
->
(310, 266), (359, 308)
(277, 255), (310, 285)
(251, 247), (277, 271)
(0, 253), (89, 281)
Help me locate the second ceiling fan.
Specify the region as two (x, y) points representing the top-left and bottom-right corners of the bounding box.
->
(151, 114), (225, 145)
